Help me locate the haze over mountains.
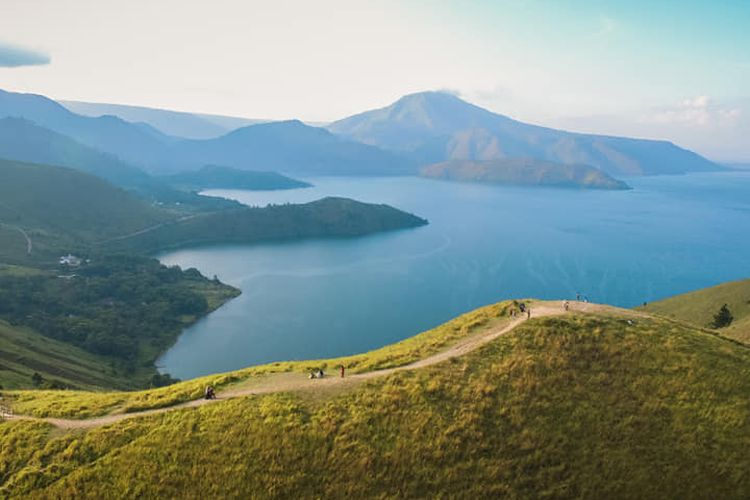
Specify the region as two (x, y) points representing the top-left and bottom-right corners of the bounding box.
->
(329, 91), (722, 177)
(421, 158), (631, 190)
(0, 89), (411, 176)
(0, 88), (721, 183)
(62, 100), (265, 140)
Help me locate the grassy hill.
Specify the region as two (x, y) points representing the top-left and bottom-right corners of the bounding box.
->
(421, 158), (630, 190)
(1, 302), (749, 497)
(0, 319), (134, 391)
(0, 159), (429, 390)
(0, 159), (425, 261)
(0, 158), (171, 262)
(0, 118), (242, 212)
(0, 258), (240, 390)
(0, 161), (243, 388)
(640, 278), (750, 344)
(103, 197), (428, 254)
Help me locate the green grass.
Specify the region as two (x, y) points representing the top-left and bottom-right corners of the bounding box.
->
(0, 320), (137, 391)
(640, 278), (750, 344)
(102, 197), (427, 254)
(5, 300), (516, 418)
(0, 264), (45, 277)
(1, 311), (748, 498)
(0, 260), (240, 392)
(0, 226), (30, 263)
(0, 158), (171, 263)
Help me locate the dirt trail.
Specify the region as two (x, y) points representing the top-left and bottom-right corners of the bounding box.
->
(95, 214), (199, 244)
(8, 301), (632, 430)
(0, 222), (32, 254)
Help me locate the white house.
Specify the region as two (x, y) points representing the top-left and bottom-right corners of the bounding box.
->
(59, 254), (82, 267)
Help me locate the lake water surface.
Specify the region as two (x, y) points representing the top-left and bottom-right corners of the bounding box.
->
(157, 172), (750, 379)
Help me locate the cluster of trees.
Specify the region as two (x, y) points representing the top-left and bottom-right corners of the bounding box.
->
(0, 255), (215, 365)
(30, 372), (69, 390)
(712, 304), (734, 329)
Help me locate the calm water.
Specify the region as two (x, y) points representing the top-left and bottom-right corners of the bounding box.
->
(157, 172), (750, 379)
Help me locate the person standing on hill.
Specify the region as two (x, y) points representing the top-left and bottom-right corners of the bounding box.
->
(527, 308), (531, 319)
(340, 365), (345, 378)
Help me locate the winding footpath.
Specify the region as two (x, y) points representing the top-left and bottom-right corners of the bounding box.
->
(0, 222), (32, 254)
(95, 214), (200, 245)
(8, 301), (632, 430)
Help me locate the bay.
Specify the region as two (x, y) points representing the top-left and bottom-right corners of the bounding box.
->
(157, 172), (750, 379)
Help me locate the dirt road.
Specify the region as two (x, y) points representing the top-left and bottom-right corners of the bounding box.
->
(9, 301), (629, 430)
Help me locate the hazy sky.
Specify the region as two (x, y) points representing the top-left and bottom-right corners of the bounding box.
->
(1, 0), (748, 160)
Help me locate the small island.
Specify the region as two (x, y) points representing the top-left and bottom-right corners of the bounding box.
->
(420, 158), (631, 190)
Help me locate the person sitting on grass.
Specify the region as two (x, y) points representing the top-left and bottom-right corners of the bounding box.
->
(204, 385), (216, 400)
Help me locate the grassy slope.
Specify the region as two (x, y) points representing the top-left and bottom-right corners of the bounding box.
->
(7, 300), (516, 418)
(0, 159), (170, 263)
(0, 264), (240, 391)
(103, 197), (428, 254)
(0, 320), (129, 391)
(1, 310), (749, 498)
(640, 278), (750, 344)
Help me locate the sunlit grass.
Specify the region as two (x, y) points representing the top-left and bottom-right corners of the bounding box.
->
(640, 277), (750, 344)
(6, 300), (516, 418)
(2, 312), (749, 497)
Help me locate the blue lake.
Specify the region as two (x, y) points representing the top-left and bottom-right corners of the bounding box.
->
(157, 172), (750, 379)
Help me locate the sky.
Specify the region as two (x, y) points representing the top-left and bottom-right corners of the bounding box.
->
(0, 0), (748, 161)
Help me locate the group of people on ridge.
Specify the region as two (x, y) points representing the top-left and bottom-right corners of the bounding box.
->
(309, 365), (346, 379)
(509, 301), (532, 319)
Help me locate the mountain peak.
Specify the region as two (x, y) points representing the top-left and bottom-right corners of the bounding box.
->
(328, 90), (721, 175)
(394, 90), (466, 105)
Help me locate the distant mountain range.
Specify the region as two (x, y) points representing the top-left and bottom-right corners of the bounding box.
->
(0, 117), (242, 212)
(163, 165), (311, 191)
(0, 89), (412, 176)
(0, 89), (172, 171)
(62, 100), (265, 140)
(0, 88), (723, 182)
(0, 158), (427, 262)
(329, 91), (722, 177)
(0, 117), (151, 187)
(160, 119), (413, 176)
(421, 158), (630, 190)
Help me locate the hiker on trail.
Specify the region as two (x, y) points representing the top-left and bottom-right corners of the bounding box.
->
(204, 385), (216, 400)
(564, 301), (570, 311)
(527, 308), (531, 319)
(519, 302), (526, 313)
(340, 365), (345, 378)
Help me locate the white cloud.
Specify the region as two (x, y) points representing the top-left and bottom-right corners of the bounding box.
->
(643, 96), (742, 127)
